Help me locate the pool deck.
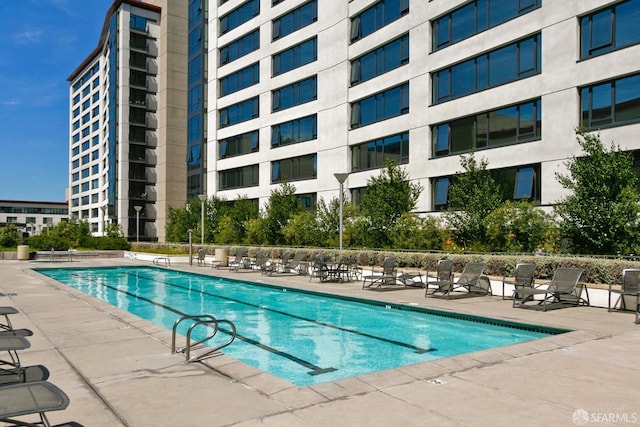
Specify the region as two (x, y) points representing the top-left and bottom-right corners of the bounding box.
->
(1, 258), (639, 426)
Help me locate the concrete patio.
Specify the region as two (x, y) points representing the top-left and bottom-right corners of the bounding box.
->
(1, 257), (638, 426)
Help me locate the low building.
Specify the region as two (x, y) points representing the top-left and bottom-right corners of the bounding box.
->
(0, 200), (69, 236)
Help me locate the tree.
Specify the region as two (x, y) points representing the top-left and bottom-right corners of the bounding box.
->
(554, 129), (640, 255)
(360, 159), (423, 248)
(446, 153), (502, 250)
(0, 225), (19, 248)
(484, 201), (558, 253)
(262, 182), (303, 245)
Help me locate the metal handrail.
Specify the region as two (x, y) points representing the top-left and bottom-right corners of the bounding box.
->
(171, 314), (236, 363)
(185, 319), (236, 362)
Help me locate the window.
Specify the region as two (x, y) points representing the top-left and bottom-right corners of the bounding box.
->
(219, 130), (259, 158)
(351, 83), (409, 128)
(130, 51), (147, 70)
(581, 0), (640, 58)
(130, 33), (147, 51)
(220, 0), (260, 35)
(272, 76), (317, 112)
(219, 29), (260, 66)
(351, 132), (409, 171)
(351, 34), (409, 85)
(272, 0), (317, 40)
(220, 62), (259, 97)
(431, 164), (540, 210)
(219, 96), (259, 128)
(271, 154), (317, 183)
(433, 177), (450, 210)
(186, 144), (201, 170)
(432, 34), (540, 103)
(581, 73), (640, 128)
(296, 193), (316, 210)
(351, 0), (409, 42)
(272, 37), (317, 76)
(272, 115), (317, 147)
(130, 15), (148, 32)
(432, 99), (541, 156)
(433, 0), (541, 51)
(219, 164), (259, 190)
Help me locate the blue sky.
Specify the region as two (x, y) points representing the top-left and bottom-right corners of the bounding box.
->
(0, 0), (113, 202)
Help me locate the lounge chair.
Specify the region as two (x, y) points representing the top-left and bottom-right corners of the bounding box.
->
(272, 251), (308, 275)
(0, 381), (71, 427)
(424, 259), (454, 297)
(608, 268), (640, 312)
(0, 306), (33, 337)
(500, 263), (537, 303)
(514, 267), (589, 311)
(228, 247), (251, 271)
(363, 257), (398, 289)
(426, 262), (489, 299)
(397, 268), (425, 287)
(0, 364), (50, 386)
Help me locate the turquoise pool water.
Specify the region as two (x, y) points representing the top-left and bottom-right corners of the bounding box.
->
(36, 266), (566, 386)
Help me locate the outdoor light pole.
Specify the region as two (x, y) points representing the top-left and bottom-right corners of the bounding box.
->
(334, 173), (349, 251)
(198, 194), (207, 244)
(134, 205), (142, 242)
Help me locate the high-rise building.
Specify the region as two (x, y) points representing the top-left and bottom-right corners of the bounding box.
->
(68, 0), (187, 242)
(205, 0), (640, 215)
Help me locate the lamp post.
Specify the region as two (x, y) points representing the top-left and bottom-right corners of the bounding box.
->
(334, 173), (349, 251)
(134, 205), (142, 242)
(198, 194), (207, 244)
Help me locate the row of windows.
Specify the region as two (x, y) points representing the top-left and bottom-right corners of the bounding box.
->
(220, 0), (260, 35)
(0, 206), (68, 215)
(351, 34), (408, 86)
(351, 132), (409, 172)
(581, 0), (640, 58)
(220, 29), (260, 66)
(433, 164), (540, 210)
(433, 99), (541, 157)
(272, 153), (316, 183)
(272, 114), (316, 148)
(219, 96), (259, 128)
(351, 82), (409, 128)
(220, 62), (259, 97)
(218, 153), (318, 189)
(273, 37), (316, 76)
(219, 130), (259, 159)
(351, 0), (409, 43)
(218, 36), (316, 99)
(581, 73), (640, 129)
(219, 1), (317, 68)
(273, 0), (317, 40)
(433, 0), (540, 51)
(433, 34), (541, 104)
(218, 114), (318, 159)
(272, 75), (317, 112)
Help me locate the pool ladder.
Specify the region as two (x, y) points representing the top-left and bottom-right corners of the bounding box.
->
(171, 314), (236, 363)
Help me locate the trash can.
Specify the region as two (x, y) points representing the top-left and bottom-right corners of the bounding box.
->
(17, 245), (29, 261)
(215, 248), (228, 267)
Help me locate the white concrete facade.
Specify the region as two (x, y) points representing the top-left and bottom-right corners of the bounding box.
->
(205, 0), (640, 214)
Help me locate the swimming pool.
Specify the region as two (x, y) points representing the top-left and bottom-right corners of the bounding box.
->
(36, 266), (568, 386)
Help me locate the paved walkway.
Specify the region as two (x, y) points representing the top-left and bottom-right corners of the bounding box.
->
(1, 258), (639, 426)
